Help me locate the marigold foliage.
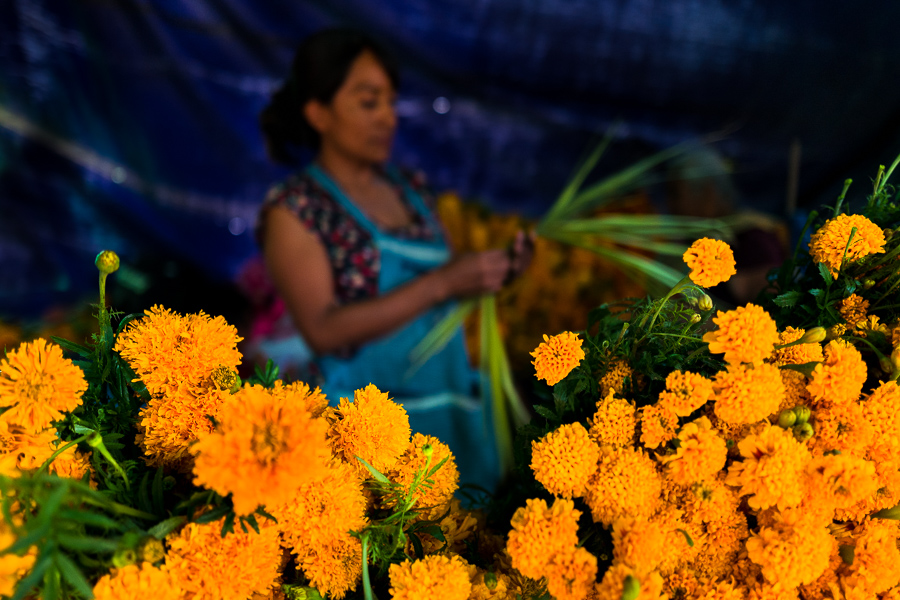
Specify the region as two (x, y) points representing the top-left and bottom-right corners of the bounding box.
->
(703, 304), (779, 365)
(713, 363), (785, 425)
(658, 370), (715, 417)
(806, 339), (867, 406)
(590, 390), (637, 447)
(660, 417), (727, 486)
(585, 445), (661, 526)
(531, 331), (585, 386)
(388, 554), (471, 600)
(531, 422), (600, 498)
(506, 498), (580, 579)
(191, 383), (330, 516)
(808, 213), (886, 276)
(683, 237), (737, 288)
(726, 424), (811, 511)
(92, 563), (182, 600)
(389, 433), (459, 518)
(0, 338), (86, 433)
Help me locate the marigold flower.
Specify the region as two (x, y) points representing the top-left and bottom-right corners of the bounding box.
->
(838, 294), (870, 330)
(389, 433), (459, 518)
(862, 380), (900, 463)
(531, 332), (585, 386)
(0, 338), (86, 433)
(713, 363), (785, 425)
(612, 516), (668, 572)
(704, 304), (779, 365)
(585, 445), (661, 526)
(389, 555), (472, 600)
(328, 384), (410, 477)
(166, 516), (282, 600)
(278, 381), (329, 418)
(658, 370), (715, 417)
(726, 424), (811, 511)
(531, 422), (600, 498)
(0, 518), (35, 597)
(47, 443), (94, 484)
(838, 519), (900, 597)
(600, 358), (633, 398)
(412, 498), (478, 556)
(778, 371), (811, 417)
(746, 508), (834, 588)
(592, 563), (666, 600)
(590, 390), (637, 447)
(683, 238), (737, 288)
(545, 546), (598, 600)
(640, 403), (679, 449)
(809, 401), (872, 457)
(771, 327), (825, 366)
(191, 383), (330, 516)
(506, 498), (580, 579)
(664, 570), (700, 600)
(0, 422), (57, 476)
(660, 417), (727, 486)
(468, 565), (511, 600)
(805, 339), (867, 407)
(92, 562), (182, 600)
(809, 214), (886, 276)
(694, 577), (746, 600)
(805, 452), (878, 514)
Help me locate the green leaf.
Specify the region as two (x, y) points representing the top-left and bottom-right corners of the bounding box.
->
(42, 564), (61, 600)
(56, 510), (123, 531)
(426, 455), (450, 479)
(3, 522), (50, 555)
(55, 551), (94, 599)
(36, 483), (69, 526)
(839, 544), (855, 565)
(532, 405), (559, 423)
(244, 514), (260, 535)
(193, 504), (231, 525)
(772, 291), (802, 308)
(115, 312), (145, 335)
(49, 336), (92, 359)
(355, 457), (390, 484)
(418, 525), (446, 542)
(137, 472), (153, 515)
(818, 262), (834, 285)
(873, 504), (900, 520)
(148, 516), (187, 540)
(56, 534), (120, 553)
(255, 507), (278, 524)
(408, 532), (424, 559)
(221, 512), (236, 537)
(406, 300), (476, 379)
(152, 466), (165, 514)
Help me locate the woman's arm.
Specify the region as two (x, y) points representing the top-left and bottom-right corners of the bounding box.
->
(262, 205), (510, 355)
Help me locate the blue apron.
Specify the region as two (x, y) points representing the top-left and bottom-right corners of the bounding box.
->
(306, 164), (501, 494)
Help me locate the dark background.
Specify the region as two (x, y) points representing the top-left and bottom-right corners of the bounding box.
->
(2, 0), (900, 323)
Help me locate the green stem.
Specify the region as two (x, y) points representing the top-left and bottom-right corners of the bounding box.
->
(361, 532), (377, 600)
(98, 272), (110, 327)
(642, 275), (693, 331)
(876, 153), (900, 197)
(37, 434), (90, 475)
(87, 432), (130, 491)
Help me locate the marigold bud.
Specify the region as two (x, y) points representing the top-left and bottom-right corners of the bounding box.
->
(422, 443), (433, 459)
(793, 405), (811, 424)
(622, 575), (640, 600)
(95, 250), (120, 274)
(892, 347), (900, 371)
(793, 422), (814, 441)
(778, 409), (797, 428)
(484, 571), (498, 590)
(799, 327), (826, 344)
(698, 294), (713, 312)
(138, 537), (165, 564)
(112, 548), (137, 568)
(880, 354), (894, 374)
(690, 313), (702, 324)
(863, 279), (876, 289)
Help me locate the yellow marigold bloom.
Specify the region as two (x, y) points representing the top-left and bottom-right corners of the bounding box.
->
(0, 422), (57, 476)
(745, 581), (800, 600)
(271, 460), (367, 599)
(468, 565), (511, 600)
(506, 498), (580, 579)
(694, 577), (746, 600)
(771, 327), (825, 366)
(665, 570), (700, 600)
(683, 237), (737, 288)
(695, 514), (750, 581)
(600, 358), (633, 398)
(411, 498), (479, 556)
(685, 474), (743, 524)
(838, 519), (900, 598)
(806, 339), (867, 406)
(726, 424), (811, 511)
(592, 563), (666, 600)
(660, 417), (727, 486)
(805, 453), (878, 513)
(531, 422), (600, 498)
(612, 516), (667, 572)
(839, 294), (870, 329)
(585, 445), (661, 526)
(713, 363), (785, 425)
(864, 381), (900, 463)
(0, 338), (86, 433)
(92, 562), (182, 600)
(590, 390), (636, 447)
(328, 384), (410, 477)
(658, 370), (715, 417)
(48, 443), (94, 484)
(388, 555), (471, 600)
(777, 371), (810, 418)
(0, 518), (35, 597)
(277, 381), (329, 418)
(166, 516), (282, 600)
(639, 403), (678, 449)
(546, 546), (598, 600)
(531, 332), (585, 386)
(703, 304), (779, 365)
(389, 433), (459, 518)
(809, 214), (886, 276)
(651, 503), (703, 577)
(745, 509), (833, 588)
(191, 383), (330, 516)
(114, 305), (243, 398)
(809, 401), (872, 457)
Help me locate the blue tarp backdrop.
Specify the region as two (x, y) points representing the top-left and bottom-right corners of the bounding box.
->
(2, 0), (900, 319)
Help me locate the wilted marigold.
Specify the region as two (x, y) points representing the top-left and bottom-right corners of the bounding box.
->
(545, 546), (598, 600)
(806, 339), (867, 406)
(531, 422), (600, 498)
(704, 304), (779, 365)
(328, 384), (410, 477)
(809, 214), (886, 276)
(585, 445), (661, 526)
(389, 433), (459, 518)
(0, 338), (86, 433)
(531, 332), (585, 386)
(683, 237), (737, 288)
(713, 363), (785, 425)
(191, 383), (330, 516)
(600, 358), (633, 398)
(92, 562), (182, 600)
(640, 403), (679, 449)
(660, 417), (727, 486)
(590, 390), (637, 447)
(658, 370), (715, 417)
(389, 555), (471, 600)
(839, 294), (870, 329)
(726, 424), (811, 511)
(771, 327), (824, 366)
(507, 498), (580, 579)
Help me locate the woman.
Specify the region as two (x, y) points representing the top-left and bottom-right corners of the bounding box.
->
(256, 28), (530, 492)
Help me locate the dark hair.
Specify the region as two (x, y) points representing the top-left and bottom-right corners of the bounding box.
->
(260, 28), (400, 164)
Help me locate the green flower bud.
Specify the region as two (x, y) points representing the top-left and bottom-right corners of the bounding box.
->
(698, 294), (713, 312)
(690, 313), (702, 324)
(138, 537), (165, 564)
(880, 354), (894, 374)
(112, 548), (137, 568)
(777, 409), (797, 429)
(484, 571), (498, 590)
(793, 422), (814, 441)
(95, 250), (120, 274)
(793, 406), (812, 425)
(422, 444), (434, 459)
(799, 327), (826, 344)
(863, 279), (876, 290)
(622, 574), (641, 600)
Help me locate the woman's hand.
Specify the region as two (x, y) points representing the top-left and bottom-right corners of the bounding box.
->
(505, 229), (536, 284)
(435, 249), (512, 299)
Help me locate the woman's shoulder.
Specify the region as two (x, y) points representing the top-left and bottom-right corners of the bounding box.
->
(262, 171), (315, 210)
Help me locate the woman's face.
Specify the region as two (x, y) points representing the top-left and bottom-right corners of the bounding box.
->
(306, 50), (397, 165)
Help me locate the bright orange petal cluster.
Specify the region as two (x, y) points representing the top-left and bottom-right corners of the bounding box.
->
(531, 422), (600, 498)
(713, 363), (785, 425)
(530, 332), (585, 386)
(838, 294), (870, 329)
(658, 370), (715, 416)
(660, 417), (727, 486)
(745, 511), (833, 589)
(506, 498), (581, 579)
(92, 563), (182, 600)
(389, 433), (459, 518)
(683, 238), (737, 288)
(585, 445), (661, 526)
(640, 403), (679, 449)
(545, 546), (598, 600)
(600, 358), (633, 398)
(389, 555), (471, 600)
(771, 327), (824, 366)
(703, 304), (779, 365)
(806, 339), (867, 406)
(590, 390), (636, 447)
(808, 214), (886, 276)
(726, 424), (811, 511)
(863, 381), (900, 462)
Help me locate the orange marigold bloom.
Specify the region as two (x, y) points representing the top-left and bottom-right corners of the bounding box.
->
(726, 424), (811, 511)
(592, 563), (666, 600)
(531, 332), (585, 386)
(683, 237), (737, 288)
(745, 510), (833, 588)
(839, 294), (870, 329)
(838, 519), (900, 598)
(771, 327), (825, 366)
(665, 570), (700, 599)
(703, 304), (779, 365)
(191, 383), (330, 516)
(612, 516), (668, 572)
(0, 517), (35, 597)
(92, 563), (182, 600)
(809, 401), (873, 457)
(809, 214), (886, 276)
(660, 417), (727, 486)
(806, 339), (867, 406)
(327, 384), (411, 477)
(0, 422), (57, 476)
(468, 565), (511, 600)
(506, 498), (580, 579)
(640, 403), (679, 449)
(545, 546), (598, 600)
(0, 338), (86, 433)
(389, 433), (459, 518)
(585, 445), (661, 526)
(658, 370), (715, 417)
(48, 443), (94, 484)
(531, 422), (600, 498)
(590, 390), (636, 447)
(805, 453), (878, 513)
(278, 381), (329, 418)
(600, 358), (633, 398)
(862, 381), (900, 463)
(389, 555), (471, 600)
(777, 371), (810, 418)
(713, 363), (785, 425)
(166, 516), (282, 600)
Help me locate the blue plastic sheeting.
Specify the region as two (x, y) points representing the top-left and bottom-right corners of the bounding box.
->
(2, 0), (900, 318)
